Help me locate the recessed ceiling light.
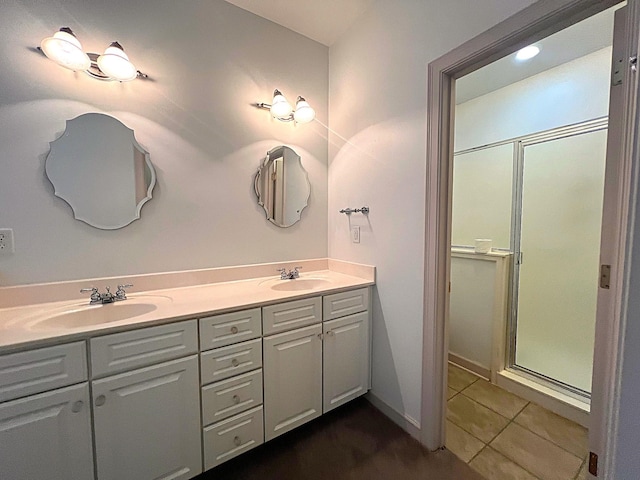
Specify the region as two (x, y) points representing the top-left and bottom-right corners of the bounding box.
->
(515, 45), (540, 61)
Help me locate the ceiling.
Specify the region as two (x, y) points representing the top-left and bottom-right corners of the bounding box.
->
(224, 0), (374, 46)
(456, 4), (620, 104)
(223, 1), (619, 102)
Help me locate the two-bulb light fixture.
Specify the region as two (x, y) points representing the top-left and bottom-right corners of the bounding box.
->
(257, 89), (316, 124)
(38, 27), (147, 82)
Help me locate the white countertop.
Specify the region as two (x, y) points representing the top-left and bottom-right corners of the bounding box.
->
(0, 269), (374, 353)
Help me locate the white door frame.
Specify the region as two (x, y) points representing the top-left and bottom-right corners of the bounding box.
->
(421, 0), (640, 477)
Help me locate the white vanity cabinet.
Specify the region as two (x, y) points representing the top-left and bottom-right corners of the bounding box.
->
(262, 289), (370, 440)
(90, 321), (201, 480)
(0, 282), (372, 479)
(263, 322), (323, 441)
(322, 289), (370, 413)
(199, 308), (265, 470)
(0, 342), (94, 480)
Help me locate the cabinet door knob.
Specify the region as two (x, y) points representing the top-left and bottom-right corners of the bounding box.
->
(233, 436), (242, 447)
(231, 358), (240, 367)
(231, 326), (239, 334)
(317, 333), (323, 340)
(95, 395), (106, 407)
(327, 331), (335, 337)
(71, 400), (84, 413)
(233, 395), (241, 405)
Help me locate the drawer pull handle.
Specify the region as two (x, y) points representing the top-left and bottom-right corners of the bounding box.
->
(233, 395), (241, 404)
(327, 331), (335, 337)
(234, 436), (242, 447)
(71, 400), (84, 413)
(231, 326), (239, 334)
(95, 395), (106, 407)
(231, 358), (240, 367)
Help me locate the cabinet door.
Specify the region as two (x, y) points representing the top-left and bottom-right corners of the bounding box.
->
(0, 383), (94, 480)
(323, 311), (370, 413)
(92, 356), (201, 480)
(263, 323), (322, 441)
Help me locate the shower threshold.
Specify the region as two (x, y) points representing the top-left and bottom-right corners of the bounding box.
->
(496, 368), (590, 427)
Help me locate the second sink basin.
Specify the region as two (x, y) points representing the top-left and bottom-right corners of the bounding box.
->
(269, 278), (332, 292)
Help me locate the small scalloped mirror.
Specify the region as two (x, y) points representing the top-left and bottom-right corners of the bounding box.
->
(45, 113), (156, 230)
(254, 146), (310, 227)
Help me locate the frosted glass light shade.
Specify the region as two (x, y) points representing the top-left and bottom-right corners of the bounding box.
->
(294, 97), (315, 124)
(40, 29), (90, 71)
(270, 90), (293, 119)
(97, 44), (138, 82)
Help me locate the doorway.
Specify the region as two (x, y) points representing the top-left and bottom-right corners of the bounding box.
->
(421, 1), (637, 478)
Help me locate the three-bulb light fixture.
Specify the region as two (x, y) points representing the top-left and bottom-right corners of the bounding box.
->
(257, 89), (316, 124)
(38, 27), (147, 82)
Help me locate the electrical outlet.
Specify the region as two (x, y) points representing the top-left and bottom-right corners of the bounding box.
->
(351, 226), (360, 244)
(0, 229), (15, 255)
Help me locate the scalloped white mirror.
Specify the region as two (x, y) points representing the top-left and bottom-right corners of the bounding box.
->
(254, 146), (310, 227)
(45, 113), (156, 230)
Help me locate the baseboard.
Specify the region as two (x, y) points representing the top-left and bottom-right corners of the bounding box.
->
(448, 353), (490, 380)
(365, 392), (421, 440)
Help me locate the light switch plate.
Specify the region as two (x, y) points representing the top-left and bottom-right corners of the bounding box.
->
(0, 229), (14, 254)
(351, 226), (360, 244)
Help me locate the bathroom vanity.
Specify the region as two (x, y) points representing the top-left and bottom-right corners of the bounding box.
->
(0, 263), (373, 480)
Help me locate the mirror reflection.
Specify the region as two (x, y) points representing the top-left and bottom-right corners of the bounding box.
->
(254, 146), (310, 227)
(45, 113), (156, 230)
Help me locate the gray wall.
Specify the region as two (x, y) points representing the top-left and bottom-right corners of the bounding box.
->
(327, 0), (536, 429)
(0, 0), (328, 286)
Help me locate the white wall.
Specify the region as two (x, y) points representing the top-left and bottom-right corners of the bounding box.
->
(0, 0), (328, 286)
(455, 47), (612, 151)
(327, 0), (536, 430)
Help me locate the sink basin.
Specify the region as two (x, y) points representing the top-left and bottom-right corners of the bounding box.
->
(269, 278), (332, 292)
(30, 302), (159, 330)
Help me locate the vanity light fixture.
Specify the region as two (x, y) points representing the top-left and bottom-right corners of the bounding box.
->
(38, 27), (147, 82)
(515, 45), (540, 61)
(256, 89), (316, 124)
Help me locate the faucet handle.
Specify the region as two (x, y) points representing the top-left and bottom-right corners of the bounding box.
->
(115, 284), (133, 300)
(80, 287), (100, 303)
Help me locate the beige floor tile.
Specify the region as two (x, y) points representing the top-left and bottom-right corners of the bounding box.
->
(514, 403), (588, 458)
(448, 363), (479, 392)
(447, 394), (510, 443)
(463, 380), (529, 419)
(491, 423), (582, 480)
(446, 420), (485, 463)
(469, 447), (538, 480)
(448, 387), (458, 399)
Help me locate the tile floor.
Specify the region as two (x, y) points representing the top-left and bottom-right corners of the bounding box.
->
(446, 363), (590, 480)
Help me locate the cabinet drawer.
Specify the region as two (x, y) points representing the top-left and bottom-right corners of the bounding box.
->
(90, 320), (198, 378)
(201, 338), (262, 384)
(200, 308), (261, 351)
(262, 297), (322, 335)
(202, 369), (263, 426)
(0, 342), (87, 402)
(203, 405), (264, 470)
(323, 288), (369, 321)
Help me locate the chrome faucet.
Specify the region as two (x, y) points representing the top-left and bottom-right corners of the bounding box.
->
(81, 284), (133, 304)
(277, 267), (302, 280)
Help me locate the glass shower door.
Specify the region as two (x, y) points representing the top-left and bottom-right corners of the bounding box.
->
(513, 128), (607, 394)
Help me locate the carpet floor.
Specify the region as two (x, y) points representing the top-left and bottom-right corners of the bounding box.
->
(196, 398), (485, 480)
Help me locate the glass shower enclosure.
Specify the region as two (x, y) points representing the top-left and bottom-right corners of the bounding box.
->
(451, 118), (608, 397)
